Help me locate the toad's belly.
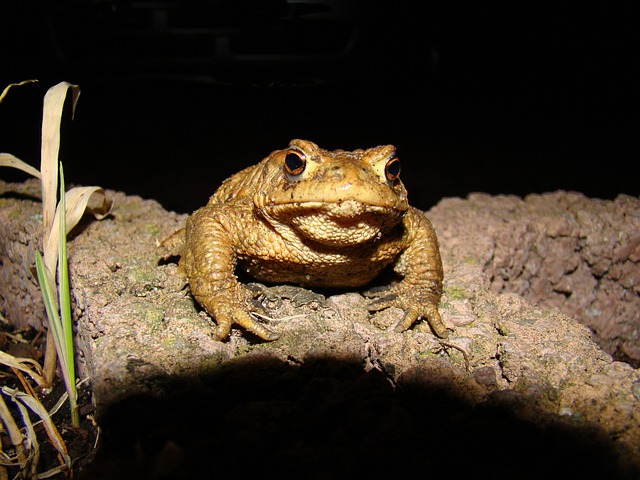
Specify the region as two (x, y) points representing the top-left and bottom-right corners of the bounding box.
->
(238, 255), (396, 289)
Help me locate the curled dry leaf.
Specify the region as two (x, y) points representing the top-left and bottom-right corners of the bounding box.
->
(44, 186), (114, 276)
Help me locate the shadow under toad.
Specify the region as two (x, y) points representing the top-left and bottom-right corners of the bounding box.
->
(80, 355), (637, 480)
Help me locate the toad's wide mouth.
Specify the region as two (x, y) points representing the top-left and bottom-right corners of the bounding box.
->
(266, 200), (404, 246)
(269, 199), (405, 216)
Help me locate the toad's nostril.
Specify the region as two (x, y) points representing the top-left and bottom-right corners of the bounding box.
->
(330, 166), (343, 179)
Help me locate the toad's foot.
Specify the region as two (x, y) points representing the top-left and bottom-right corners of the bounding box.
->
(364, 284), (449, 338)
(196, 285), (280, 341)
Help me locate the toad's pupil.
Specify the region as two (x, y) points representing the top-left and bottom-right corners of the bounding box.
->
(385, 158), (401, 180)
(285, 152), (305, 174)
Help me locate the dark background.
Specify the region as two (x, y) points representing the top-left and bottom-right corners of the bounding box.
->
(1, 1), (638, 214)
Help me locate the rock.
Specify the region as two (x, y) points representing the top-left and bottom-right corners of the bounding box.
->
(429, 191), (640, 365)
(1, 179), (639, 477)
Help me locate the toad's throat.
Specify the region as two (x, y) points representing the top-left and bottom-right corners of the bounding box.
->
(268, 200), (404, 247)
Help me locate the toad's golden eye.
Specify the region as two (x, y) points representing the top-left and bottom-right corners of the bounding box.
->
(385, 156), (401, 182)
(284, 150), (306, 177)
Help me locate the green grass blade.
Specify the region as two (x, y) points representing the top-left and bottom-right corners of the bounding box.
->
(36, 250), (78, 427)
(58, 165), (73, 366)
(35, 252), (66, 368)
(57, 164), (79, 426)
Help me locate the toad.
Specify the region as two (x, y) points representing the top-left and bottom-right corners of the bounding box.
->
(159, 139), (447, 341)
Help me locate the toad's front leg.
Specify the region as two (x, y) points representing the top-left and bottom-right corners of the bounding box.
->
(366, 208), (448, 338)
(182, 206), (279, 341)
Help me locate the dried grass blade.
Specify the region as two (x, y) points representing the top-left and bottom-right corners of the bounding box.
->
(2, 387), (70, 472)
(0, 351), (46, 388)
(0, 394), (26, 465)
(10, 395), (39, 478)
(36, 463), (73, 479)
(0, 153), (41, 179)
(0, 80), (38, 104)
(40, 82), (80, 234)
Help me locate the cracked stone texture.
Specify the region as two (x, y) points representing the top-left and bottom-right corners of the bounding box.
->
(1, 179), (640, 476)
(428, 192), (640, 365)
